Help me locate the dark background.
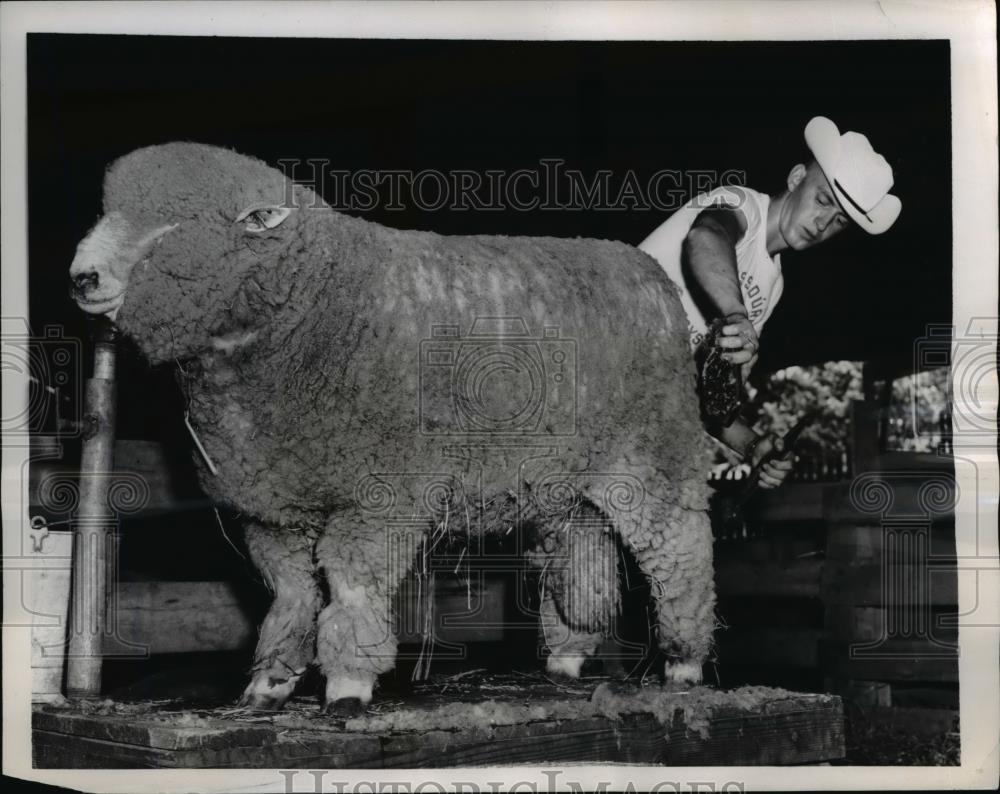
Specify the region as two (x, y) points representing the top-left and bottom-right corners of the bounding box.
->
(27, 35), (951, 437)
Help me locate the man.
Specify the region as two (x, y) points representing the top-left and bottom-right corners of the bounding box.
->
(640, 116), (900, 488)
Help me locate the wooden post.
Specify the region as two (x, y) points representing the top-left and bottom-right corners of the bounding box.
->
(849, 399), (881, 475)
(66, 319), (117, 697)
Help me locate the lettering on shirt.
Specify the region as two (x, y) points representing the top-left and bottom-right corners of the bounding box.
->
(739, 271), (768, 324)
(686, 270), (770, 350)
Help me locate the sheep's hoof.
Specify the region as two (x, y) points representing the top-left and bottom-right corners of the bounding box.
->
(545, 654), (586, 680)
(236, 692), (287, 711)
(662, 660), (703, 690)
(324, 697), (365, 717)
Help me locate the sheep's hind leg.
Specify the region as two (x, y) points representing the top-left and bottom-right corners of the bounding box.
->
(315, 511), (425, 716)
(616, 498), (715, 688)
(238, 523), (320, 710)
(531, 504), (619, 679)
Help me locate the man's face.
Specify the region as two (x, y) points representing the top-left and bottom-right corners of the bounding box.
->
(778, 162), (852, 250)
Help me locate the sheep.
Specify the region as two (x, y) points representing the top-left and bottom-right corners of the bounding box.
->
(68, 143), (716, 714)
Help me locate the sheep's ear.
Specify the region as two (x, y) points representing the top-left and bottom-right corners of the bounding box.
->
(235, 205), (293, 233)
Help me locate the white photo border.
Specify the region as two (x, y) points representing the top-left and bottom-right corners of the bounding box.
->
(2, 1), (997, 791)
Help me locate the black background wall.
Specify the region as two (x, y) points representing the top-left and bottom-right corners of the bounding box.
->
(27, 35), (950, 437)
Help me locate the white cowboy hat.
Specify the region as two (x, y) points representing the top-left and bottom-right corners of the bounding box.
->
(805, 116), (901, 234)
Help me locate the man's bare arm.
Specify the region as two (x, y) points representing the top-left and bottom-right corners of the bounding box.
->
(682, 206), (749, 319)
(683, 206), (759, 375)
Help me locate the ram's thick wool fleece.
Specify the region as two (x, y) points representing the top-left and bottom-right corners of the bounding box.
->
(75, 143), (716, 711)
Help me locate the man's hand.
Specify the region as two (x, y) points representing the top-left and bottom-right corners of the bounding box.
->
(716, 313), (759, 383)
(747, 432), (795, 489)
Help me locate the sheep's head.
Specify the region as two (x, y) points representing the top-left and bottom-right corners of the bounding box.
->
(69, 143), (322, 363)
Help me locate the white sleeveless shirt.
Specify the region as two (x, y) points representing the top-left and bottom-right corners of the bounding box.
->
(639, 185), (784, 350)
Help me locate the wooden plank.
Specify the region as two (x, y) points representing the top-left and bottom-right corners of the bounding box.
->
(826, 605), (885, 642)
(850, 399), (882, 476)
(825, 605), (958, 645)
(32, 688), (846, 768)
(32, 707), (273, 751)
(821, 562), (958, 606)
(822, 640), (958, 683)
(256, 731), (388, 769)
(823, 476), (956, 524)
(715, 559), (823, 599)
(33, 727), (343, 769)
(826, 524), (956, 562)
(376, 716), (663, 767)
(267, 718), (666, 768)
(888, 686), (960, 710)
(29, 440), (214, 520)
(105, 581), (257, 655)
(825, 679), (893, 707)
(375, 704), (846, 768)
(862, 706), (958, 738)
(660, 699), (844, 765)
(718, 537), (774, 563)
(40, 706), (844, 770)
(750, 483), (827, 522)
(716, 534), (819, 564)
(715, 597), (822, 628)
(34, 729), (182, 768)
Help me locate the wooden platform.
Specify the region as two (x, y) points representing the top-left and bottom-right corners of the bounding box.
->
(33, 674), (845, 768)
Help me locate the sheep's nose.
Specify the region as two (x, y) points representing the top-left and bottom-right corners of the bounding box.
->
(71, 271), (99, 292)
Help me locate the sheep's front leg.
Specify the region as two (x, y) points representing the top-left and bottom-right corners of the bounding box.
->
(618, 501), (715, 688)
(238, 523), (320, 710)
(315, 512), (425, 716)
(530, 505), (619, 679)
